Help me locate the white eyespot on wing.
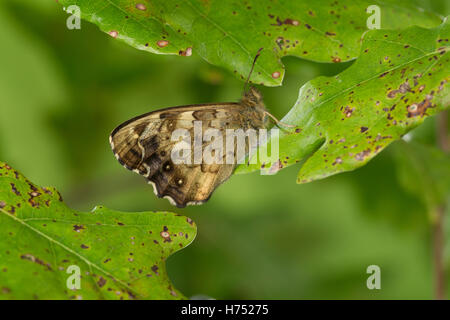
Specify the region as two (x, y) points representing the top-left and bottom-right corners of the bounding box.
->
(136, 138), (146, 164)
(147, 180), (159, 197)
(147, 180), (181, 207)
(109, 135), (115, 149)
(147, 179), (204, 207)
(163, 195), (179, 207)
(142, 163), (151, 177)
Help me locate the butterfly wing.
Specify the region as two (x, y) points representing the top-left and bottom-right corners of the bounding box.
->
(110, 103), (250, 207)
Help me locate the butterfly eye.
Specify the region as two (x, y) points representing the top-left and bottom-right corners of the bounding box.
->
(176, 178), (184, 186)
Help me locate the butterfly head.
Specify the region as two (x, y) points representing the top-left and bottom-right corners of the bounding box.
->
(240, 86), (272, 129)
(242, 86), (263, 106)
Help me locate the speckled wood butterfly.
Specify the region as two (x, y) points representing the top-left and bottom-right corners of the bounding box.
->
(110, 49), (288, 207)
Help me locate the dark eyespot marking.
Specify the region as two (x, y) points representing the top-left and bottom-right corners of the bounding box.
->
(163, 161), (173, 172)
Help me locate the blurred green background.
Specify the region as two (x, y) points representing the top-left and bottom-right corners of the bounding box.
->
(0, 0), (449, 299)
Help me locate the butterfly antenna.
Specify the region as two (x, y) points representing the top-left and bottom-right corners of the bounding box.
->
(264, 111), (297, 129)
(244, 47), (264, 93)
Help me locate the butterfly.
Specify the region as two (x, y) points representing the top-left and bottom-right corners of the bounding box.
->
(110, 49), (289, 207)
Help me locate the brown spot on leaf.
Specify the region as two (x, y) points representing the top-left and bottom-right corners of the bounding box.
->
(275, 36), (284, 49)
(151, 265), (159, 274)
(332, 157), (342, 166)
(343, 106), (354, 118)
(97, 277), (107, 288)
(169, 286), (177, 297)
(29, 191), (40, 197)
(108, 31), (118, 38)
(406, 92), (434, 118)
(160, 230), (172, 242)
(355, 149), (371, 161)
(28, 199), (39, 208)
(20, 254), (52, 271)
(284, 18), (299, 26)
(387, 81), (410, 98)
(135, 3), (146, 10)
(268, 159), (282, 174)
(10, 183), (20, 196)
(271, 17), (299, 26)
(73, 225), (85, 232)
(42, 187), (53, 195)
(2, 287), (11, 294)
(157, 40), (169, 48)
(332, 56), (341, 63)
(179, 47), (192, 56)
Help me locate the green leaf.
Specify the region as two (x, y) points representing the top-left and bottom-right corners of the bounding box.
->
(394, 140), (450, 212)
(58, 0), (442, 86)
(0, 161), (196, 300)
(237, 18), (450, 182)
